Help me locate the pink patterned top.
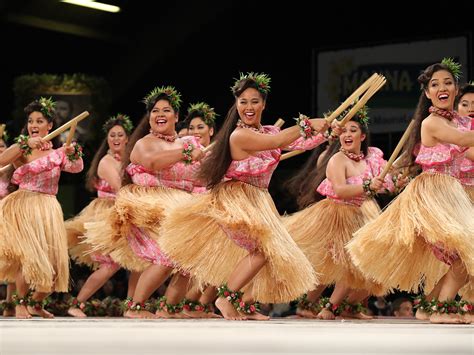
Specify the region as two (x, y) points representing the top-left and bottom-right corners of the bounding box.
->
(94, 178), (116, 198)
(459, 116), (474, 186)
(225, 126), (327, 188)
(127, 136), (204, 192)
(0, 174), (9, 199)
(317, 147), (394, 206)
(12, 149), (83, 195)
(416, 116), (469, 179)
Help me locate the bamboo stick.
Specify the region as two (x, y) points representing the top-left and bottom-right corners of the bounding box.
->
(65, 123), (77, 146)
(379, 119), (416, 179)
(43, 111), (89, 141)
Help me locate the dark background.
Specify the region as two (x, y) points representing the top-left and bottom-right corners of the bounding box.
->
(1, 0), (473, 214)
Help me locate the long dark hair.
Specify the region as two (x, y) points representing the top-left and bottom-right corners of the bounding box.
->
(288, 118), (370, 209)
(23, 100), (61, 148)
(456, 83), (474, 108)
(399, 62), (458, 170)
(198, 79), (268, 188)
(122, 95), (178, 185)
(85, 115), (133, 192)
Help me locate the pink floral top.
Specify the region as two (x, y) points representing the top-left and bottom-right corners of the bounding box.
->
(12, 149), (83, 195)
(416, 116), (469, 179)
(459, 116), (474, 186)
(0, 174), (9, 199)
(317, 147), (394, 206)
(127, 136), (204, 192)
(95, 178), (116, 198)
(225, 126), (327, 188)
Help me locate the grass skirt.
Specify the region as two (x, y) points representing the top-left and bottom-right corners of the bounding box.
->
(284, 198), (384, 295)
(158, 181), (318, 303)
(84, 184), (192, 272)
(348, 173), (474, 293)
(0, 190), (69, 292)
(66, 197), (115, 269)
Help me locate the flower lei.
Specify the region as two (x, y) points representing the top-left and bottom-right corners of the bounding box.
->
(318, 297), (341, 316)
(441, 57), (462, 81)
(217, 284), (260, 315)
(430, 298), (473, 315)
(339, 300), (366, 315)
(362, 178), (376, 197)
(38, 97), (56, 119)
(413, 295), (431, 314)
(232, 72), (271, 95)
(236, 119), (264, 133)
(296, 293), (320, 312)
(182, 141), (195, 164)
(339, 147), (365, 162)
(181, 299), (208, 313)
(187, 102), (218, 126)
(122, 297), (147, 312)
(67, 142), (84, 161)
(428, 106), (457, 121)
(156, 296), (183, 314)
(295, 113), (315, 139)
(143, 85), (182, 111)
(69, 297), (87, 311)
(103, 113), (134, 135)
(149, 129), (178, 142)
(0, 300), (15, 312)
(15, 134), (32, 156)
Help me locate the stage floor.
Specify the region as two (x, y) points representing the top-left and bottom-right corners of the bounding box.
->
(0, 317), (472, 355)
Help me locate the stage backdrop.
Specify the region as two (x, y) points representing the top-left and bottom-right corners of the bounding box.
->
(313, 36), (469, 133)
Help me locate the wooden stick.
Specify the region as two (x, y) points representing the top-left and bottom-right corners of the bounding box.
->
(43, 111), (89, 142)
(202, 118), (286, 154)
(379, 119), (416, 179)
(65, 122), (77, 146)
(0, 124), (5, 138)
(323, 73), (379, 124)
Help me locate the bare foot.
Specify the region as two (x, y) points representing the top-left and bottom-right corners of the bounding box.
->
(154, 310), (190, 319)
(339, 311), (373, 320)
(296, 308), (318, 319)
(415, 309), (430, 321)
(27, 306), (54, 318)
(240, 311), (270, 321)
(429, 312), (466, 324)
(317, 308), (335, 320)
(215, 297), (246, 320)
(15, 305), (32, 319)
(3, 309), (15, 317)
(182, 310), (222, 319)
(124, 310), (157, 319)
(67, 307), (87, 318)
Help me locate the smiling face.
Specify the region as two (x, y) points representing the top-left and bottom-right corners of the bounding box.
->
(149, 99), (178, 135)
(27, 111), (53, 138)
(425, 70), (458, 111)
(236, 87), (266, 127)
(107, 124), (128, 154)
(188, 117), (213, 147)
(339, 121), (365, 153)
(458, 92), (474, 119)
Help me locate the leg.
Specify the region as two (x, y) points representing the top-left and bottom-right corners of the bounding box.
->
(125, 264), (173, 319)
(126, 271), (141, 298)
(14, 272), (31, 319)
(68, 263), (120, 318)
(430, 259), (470, 324)
(341, 289), (373, 320)
(155, 273), (191, 319)
(317, 282), (349, 320)
(3, 283), (16, 317)
(215, 251), (267, 320)
(296, 284), (326, 319)
(28, 291), (54, 318)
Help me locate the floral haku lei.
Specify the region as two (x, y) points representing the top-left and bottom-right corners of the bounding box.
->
(38, 97), (56, 119)
(231, 72), (271, 95)
(187, 102), (218, 126)
(143, 85), (182, 111)
(103, 113), (134, 135)
(441, 57), (462, 81)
